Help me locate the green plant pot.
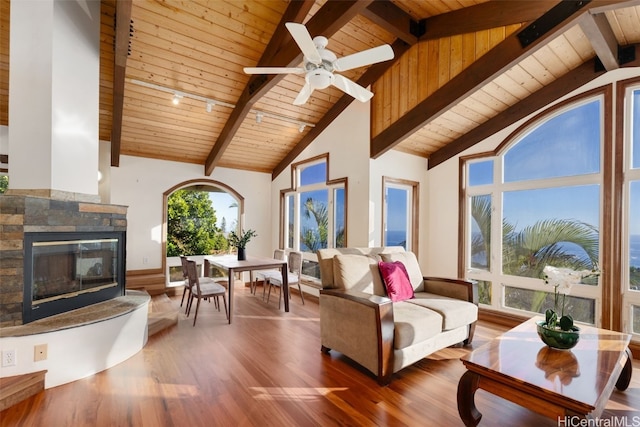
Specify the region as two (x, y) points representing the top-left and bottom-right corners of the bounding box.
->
(536, 320), (580, 350)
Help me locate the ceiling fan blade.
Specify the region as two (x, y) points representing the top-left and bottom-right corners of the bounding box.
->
(243, 67), (304, 75)
(332, 75), (373, 102)
(285, 22), (322, 65)
(293, 83), (314, 105)
(333, 44), (395, 72)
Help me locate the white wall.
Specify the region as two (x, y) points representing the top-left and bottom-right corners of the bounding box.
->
(425, 67), (640, 278)
(8, 0), (100, 195)
(270, 100), (430, 255)
(111, 155), (271, 270)
(271, 100), (373, 248)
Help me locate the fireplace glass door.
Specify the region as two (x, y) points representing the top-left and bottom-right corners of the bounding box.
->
(24, 231), (126, 323)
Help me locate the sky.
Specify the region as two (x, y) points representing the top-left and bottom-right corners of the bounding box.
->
(470, 98), (640, 235)
(208, 191), (238, 232)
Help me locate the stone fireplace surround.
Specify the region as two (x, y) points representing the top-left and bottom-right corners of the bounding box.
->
(0, 191), (150, 389)
(0, 191), (127, 327)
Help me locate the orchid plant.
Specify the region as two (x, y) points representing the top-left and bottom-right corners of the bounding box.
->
(542, 265), (600, 331)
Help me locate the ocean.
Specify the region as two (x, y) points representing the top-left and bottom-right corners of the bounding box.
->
(631, 234), (640, 268)
(471, 233), (640, 268)
(386, 230), (407, 248)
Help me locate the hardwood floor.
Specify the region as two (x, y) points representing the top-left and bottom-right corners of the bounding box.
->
(2, 286), (639, 426)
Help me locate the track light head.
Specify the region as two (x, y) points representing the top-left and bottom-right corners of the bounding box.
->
(206, 101), (215, 113)
(172, 93), (183, 105)
(298, 124), (306, 133)
(256, 112), (263, 123)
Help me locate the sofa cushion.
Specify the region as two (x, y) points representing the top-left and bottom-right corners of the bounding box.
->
(409, 292), (478, 330)
(392, 302), (443, 349)
(332, 254), (386, 296)
(378, 261), (414, 302)
(379, 251), (424, 292)
(317, 247), (406, 289)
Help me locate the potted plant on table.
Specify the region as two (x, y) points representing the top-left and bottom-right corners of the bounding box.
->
(228, 229), (257, 261)
(537, 265), (599, 349)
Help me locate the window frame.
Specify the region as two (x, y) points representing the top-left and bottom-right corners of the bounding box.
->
(618, 78), (640, 338)
(460, 87), (611, 327)
(382, 176), (419, 255)
(280, 154), (347, 283)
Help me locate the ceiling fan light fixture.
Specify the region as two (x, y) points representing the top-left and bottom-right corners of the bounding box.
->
(307, 68), (334, 90)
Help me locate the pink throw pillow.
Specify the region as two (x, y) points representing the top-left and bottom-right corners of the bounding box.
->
(378, 261), (414, 302)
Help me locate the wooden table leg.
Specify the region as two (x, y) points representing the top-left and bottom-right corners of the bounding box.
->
(457, 370), (482, 427)
(281, 263), (289, 312)
(616, 348), (633, 391)
(227, 268), (233, 324)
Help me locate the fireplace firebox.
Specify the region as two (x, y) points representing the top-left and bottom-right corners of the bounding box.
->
(23, 231), (126, 323)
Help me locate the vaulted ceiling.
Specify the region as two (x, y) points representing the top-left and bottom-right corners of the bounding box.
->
(2, 1), (640, 179)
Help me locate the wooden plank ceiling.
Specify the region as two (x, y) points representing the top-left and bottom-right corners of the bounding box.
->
(2, 1), (640, 178)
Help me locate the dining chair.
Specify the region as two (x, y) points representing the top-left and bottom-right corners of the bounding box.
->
(252, 249), (286, 295)
(265, 251), (304, 308)
(185, 259), (228, 326)
(179, 256), (192, 311)
(181, 255), (230, 310)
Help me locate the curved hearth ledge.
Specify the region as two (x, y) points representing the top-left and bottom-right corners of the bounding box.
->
(0, 290), (149, 388)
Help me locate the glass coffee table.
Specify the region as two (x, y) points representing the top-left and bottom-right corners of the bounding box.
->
(458, 317), (632, 426)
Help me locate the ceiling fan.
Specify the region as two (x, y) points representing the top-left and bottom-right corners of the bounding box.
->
(244, 23), (394, 105)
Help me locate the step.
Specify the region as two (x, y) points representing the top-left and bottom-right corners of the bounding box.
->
(0, 370), (47, 412)
(147, 293), (179, 336)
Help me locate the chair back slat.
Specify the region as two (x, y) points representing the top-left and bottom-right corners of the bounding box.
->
(288, 251), (303, 275)
(186, 259), (201, 295)
(274, 249), (286, 260)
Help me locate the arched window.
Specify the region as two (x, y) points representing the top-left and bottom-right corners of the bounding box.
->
(463, 92), (606, 326)
(163, 180), (243, 285)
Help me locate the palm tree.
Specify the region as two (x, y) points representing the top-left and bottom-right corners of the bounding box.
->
(300, 197), (328, 252)
(470, 197), (599, 314)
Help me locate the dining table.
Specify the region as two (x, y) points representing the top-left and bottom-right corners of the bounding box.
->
(203, 254), (289, 324)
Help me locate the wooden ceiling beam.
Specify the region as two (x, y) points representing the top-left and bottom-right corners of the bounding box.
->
(428, 43), (640, 168)
(272, 38), (412, 180)
(580, 12), (620, 70)
(419, 0), (559, 41)
(204, 0), (372, 176)
(370, 0), (601, 159)
(360, 1), (423, 45)
(110, 0), (132, 167)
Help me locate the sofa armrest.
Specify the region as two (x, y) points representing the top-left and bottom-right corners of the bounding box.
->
(319, 289), (395, 385)
(422, 277), (478, 305)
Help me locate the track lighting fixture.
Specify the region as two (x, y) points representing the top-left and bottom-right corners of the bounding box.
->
(129, 79), (314, 131)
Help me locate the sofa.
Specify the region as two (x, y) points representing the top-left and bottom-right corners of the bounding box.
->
(317, 247), (478, 385)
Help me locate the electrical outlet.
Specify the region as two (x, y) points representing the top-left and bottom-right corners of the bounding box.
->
(2, 349), (16, 367)
(34, 344), (48, 362)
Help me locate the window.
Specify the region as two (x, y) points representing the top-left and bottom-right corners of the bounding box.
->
(282, 155), (346, 280)
(463, 95), (604, 326)
(382, 177), (419, 252)
(624, 84), (640, 336)
(163, 180), (242, 286)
